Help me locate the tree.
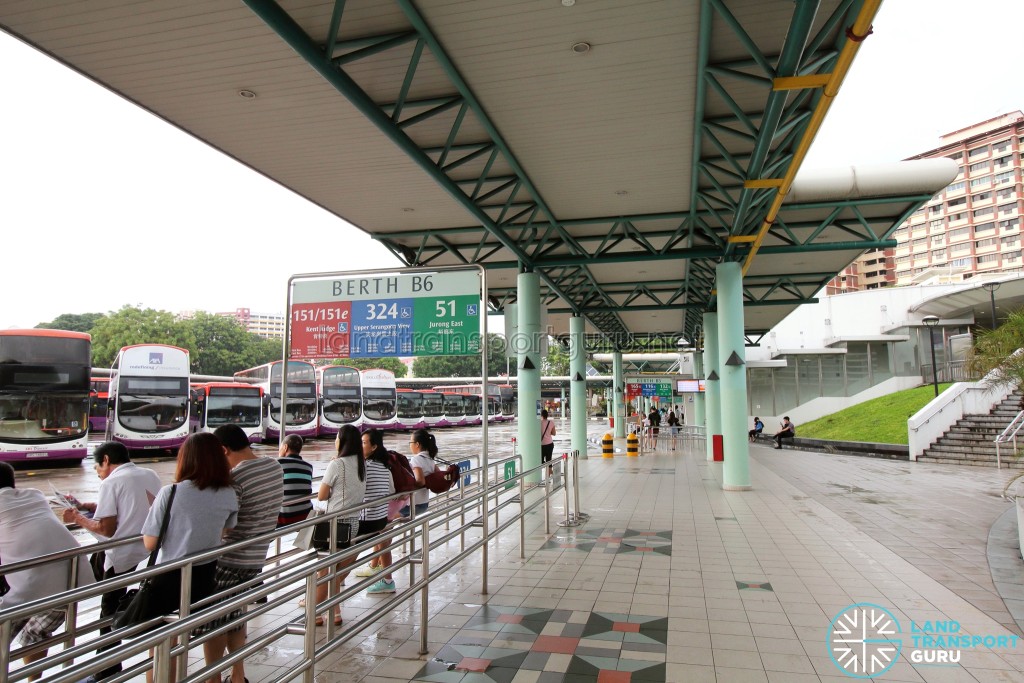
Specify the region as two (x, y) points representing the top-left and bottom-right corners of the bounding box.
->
(333, 357), (408, 378)
(544, 338), (570, 376)
(36, 312), (106, 333)
(412, 334), (512, 378)
(89, 306), (195, 367)
(968, 309), (1024, 389)
(188, 312), (279, 376)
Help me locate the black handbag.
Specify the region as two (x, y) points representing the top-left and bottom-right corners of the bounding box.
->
(112, 485), (177, 630)
(311, 517), (351, 551)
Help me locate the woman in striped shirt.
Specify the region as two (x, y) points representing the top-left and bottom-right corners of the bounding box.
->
(360, 429), (396, 595)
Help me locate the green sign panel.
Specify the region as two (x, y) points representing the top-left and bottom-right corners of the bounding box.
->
(413, 294), (481, 355)
(504, 460), (516, 490)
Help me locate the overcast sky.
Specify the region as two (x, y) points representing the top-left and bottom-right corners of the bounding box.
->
(1, 0), (1021, 329)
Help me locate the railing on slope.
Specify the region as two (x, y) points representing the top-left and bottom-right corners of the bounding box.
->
(908, 349), (1023, 462)
(995, 410), (1024, 469)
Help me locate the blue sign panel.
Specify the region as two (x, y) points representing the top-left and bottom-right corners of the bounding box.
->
(349, 297), (414, 357)
(457, 459), (472, 487)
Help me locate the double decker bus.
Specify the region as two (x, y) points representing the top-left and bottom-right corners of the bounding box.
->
(361, 368), (398, 430)
(89, 376), (110, 432)
(235, 360), (318, 441)
(317, 365), (361, 437)
(0, 330), (90, 463)
(190, 382), (265, 443)
(107, 344), (190, 453)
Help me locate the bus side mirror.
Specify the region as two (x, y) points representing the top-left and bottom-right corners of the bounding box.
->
(107, 398), (115, 410)
(262, 395), (271, 407)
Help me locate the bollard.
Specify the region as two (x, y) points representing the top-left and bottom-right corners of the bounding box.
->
(572, 450), (589, 523)
(627, 432), (639, 457)
(602, 433), (614, 458)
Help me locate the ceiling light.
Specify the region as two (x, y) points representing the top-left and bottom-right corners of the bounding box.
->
(571, 42), (591, 55)
(403, 208), (415, 212)
(561, 0), (575, 5)
(237, 89), (257, 99)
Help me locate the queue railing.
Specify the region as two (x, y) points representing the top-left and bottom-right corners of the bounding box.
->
(0, 452), (576, 683)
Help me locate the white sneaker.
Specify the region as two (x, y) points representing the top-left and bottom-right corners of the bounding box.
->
(354, 564), (384, 578)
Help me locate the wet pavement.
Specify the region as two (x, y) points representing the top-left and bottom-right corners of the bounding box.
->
(13, 420), (1024, 681)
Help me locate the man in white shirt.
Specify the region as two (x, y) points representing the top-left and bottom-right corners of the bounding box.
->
(63, 442), (161, 682)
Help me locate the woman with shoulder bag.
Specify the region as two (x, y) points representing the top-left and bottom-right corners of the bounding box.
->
(358, 429), (396, 596)
(312, 424), (366, 626)
(139, 433), (238, 683)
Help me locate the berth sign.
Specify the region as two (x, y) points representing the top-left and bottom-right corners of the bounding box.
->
(289, 271), (481, 359)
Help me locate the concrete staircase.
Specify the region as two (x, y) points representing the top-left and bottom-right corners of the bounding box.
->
(918, 391), (1024, 467)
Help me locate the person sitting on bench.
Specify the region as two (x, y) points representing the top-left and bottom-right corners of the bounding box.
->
(748, 417), (764, 442)
(773, 416), (795, 449)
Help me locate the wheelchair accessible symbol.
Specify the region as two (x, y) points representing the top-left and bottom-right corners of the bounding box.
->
(338, 322), (348, 333)
(466, 304), (478, 316)
(400, 307), (412, 319)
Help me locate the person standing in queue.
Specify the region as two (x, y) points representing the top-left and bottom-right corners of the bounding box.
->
(63, 442), (161, 683)
(360, 429), (396, 595)
(139, 433), (238, 683)
(277, 434), (313, 528)
(201, 425), (283, 683)
(540, 409), (556, 475)
(0, 463), (94, 681)
(313, 424), (365, 626)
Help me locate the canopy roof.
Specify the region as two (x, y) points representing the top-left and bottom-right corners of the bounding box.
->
(0, 0), (955, 351)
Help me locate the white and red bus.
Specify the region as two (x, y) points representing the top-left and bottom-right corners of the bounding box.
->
(360, 368), (399, 430)
(235, 360), (318, 441)
(0, 330), (91, 463)
(420, 389), (445, 428)
(317, 364), (361, 437)
(107, 344), (191, 453)
(434, 384), (498, 423)
(190, 382), (265, 443)
(89, 376), (110, 432)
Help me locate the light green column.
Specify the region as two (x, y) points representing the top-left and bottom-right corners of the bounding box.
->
(570, 315), (588, 459)
(613, 352), (625, 438)
(716, 262), (752, 490)
(692, 346), (705, 429)
(703, 312), (721, 462)
(516, 271), (542, 482)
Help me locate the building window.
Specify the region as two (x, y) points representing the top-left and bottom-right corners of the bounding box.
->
(1001, 235), (1019, 247)
(974, 206), (995, 218)
(951, 257), (970, 267)
(929, 204), (943, 214)
(995, 155), (1014, 168)
(971, 176), (992, 188)
(931, 234), (945, 244)
(929, 218), (944, 228)
(1000, 218), (1021, 230)
(948, 196), (967, 208)
(968, 145), (990, 158)
(947, 152), (963, 161)
(994, 139), (1011, 154)
(951, 241), (971, 252)
(946, 181), (966, 193)
(977, 253), (999, 264)
(971, 191), (992, 203)
(970, 160), (991, 173)
(950, 212), (967, 222)
(999, 203), (1018, 215)
(911, 237), (927, 248)
(998, 187), (1016, 200)
(975, 238), (997, 249)
(949, 227), (971, 240)
(895, 255), (910, 264)
(975, 221), (995, 233)
(1006, 251), (1022, 262)
(995, 171), (1015, 185)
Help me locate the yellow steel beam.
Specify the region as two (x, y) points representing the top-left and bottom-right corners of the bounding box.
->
(742, 0), (883, 277)
(773, 73), (832, 91)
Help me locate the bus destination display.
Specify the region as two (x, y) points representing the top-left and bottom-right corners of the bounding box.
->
(290, 272), (481, 359)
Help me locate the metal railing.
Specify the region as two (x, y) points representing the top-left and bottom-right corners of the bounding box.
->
(995, 410), (1024, 469)
(922, 360), (979, 384)
(1, 452), (580, 683)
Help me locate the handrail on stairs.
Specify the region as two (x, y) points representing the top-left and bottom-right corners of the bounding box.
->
(995, 409), (1024, 470)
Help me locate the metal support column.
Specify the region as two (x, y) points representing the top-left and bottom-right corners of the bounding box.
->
(716, 262), (752, 490)
(517, 271), (542, 482)
(613, 352), (625, 438)
(570, 314), (588, 459)
(703, 312), (721, 462)
(692, 344), (705, 430)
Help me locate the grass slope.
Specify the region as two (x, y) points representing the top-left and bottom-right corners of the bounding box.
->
(797, 383), (953, 445)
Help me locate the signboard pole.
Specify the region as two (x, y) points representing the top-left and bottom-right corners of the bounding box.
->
(280, 283), (294, 447)
(479, 267), (489, 595)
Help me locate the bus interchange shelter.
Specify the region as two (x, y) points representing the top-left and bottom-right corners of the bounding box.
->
(0, 0), (956, 489)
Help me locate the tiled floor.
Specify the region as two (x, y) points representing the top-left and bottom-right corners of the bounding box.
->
(233, 427), (1024, 682)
